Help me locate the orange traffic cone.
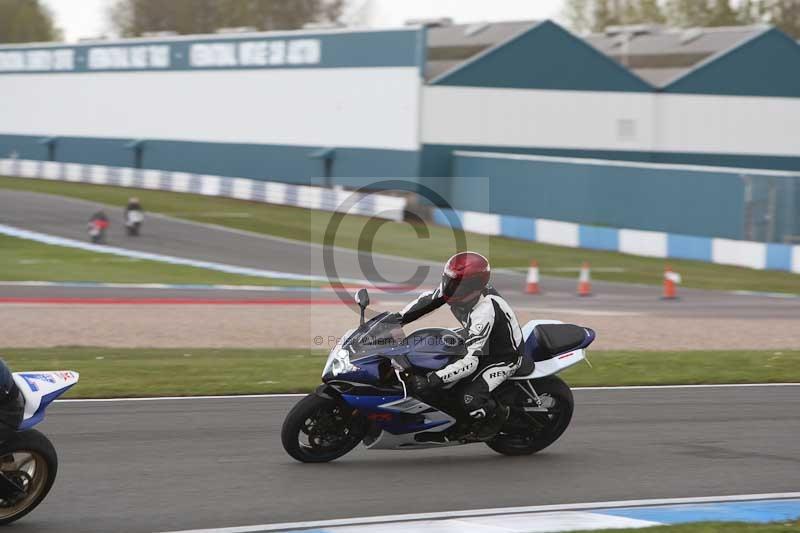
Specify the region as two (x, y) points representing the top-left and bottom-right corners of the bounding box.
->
(525, 260), (540, 294)
(662, 265), (681, 300)
(577, 261), (592, 297)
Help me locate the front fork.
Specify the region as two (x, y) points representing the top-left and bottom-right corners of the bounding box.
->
(312, 384), (369, 439)
(313, 383), (341, 401)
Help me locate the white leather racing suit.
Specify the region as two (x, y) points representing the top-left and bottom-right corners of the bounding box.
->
(399, 285), (524, 418)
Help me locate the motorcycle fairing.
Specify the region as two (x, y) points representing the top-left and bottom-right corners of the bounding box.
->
(340, 393), (453, 438)
(12, 371), (79, 430)
(364, 406), (457, 450)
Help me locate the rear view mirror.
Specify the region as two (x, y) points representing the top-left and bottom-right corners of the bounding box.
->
(355, 288), (370, 309)
(355, 289), (369, 325)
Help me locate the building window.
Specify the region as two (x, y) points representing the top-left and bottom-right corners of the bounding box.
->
(617, 119), (637, 141)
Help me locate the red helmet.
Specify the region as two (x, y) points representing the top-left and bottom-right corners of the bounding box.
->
(440, 252), (491, 304)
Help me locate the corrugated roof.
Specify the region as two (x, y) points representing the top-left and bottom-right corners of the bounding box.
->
(426, 20), (538, 48)
(585, 24), (768, 87)
(632, 67), (687, 86)
(425, 21), (771, 87)
(425, 20), (538, 80)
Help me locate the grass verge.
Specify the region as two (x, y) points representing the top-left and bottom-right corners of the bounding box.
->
(0, 234), (316, 287)
(2, 176), (798, 294)
(0, 348), (796, 398)
(577, 522), (800, 533)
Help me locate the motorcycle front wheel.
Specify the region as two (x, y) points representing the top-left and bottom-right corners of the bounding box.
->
(281, 394), (363, 463)
(487, 376), (574, 456)
(0, 430), (58, 525)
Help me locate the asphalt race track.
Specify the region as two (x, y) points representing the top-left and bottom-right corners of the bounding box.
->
(0, 189), (435, 286)
(1, 189), (799, 319)
(2, 189), (799, 532)
(11, 386), (800, 533)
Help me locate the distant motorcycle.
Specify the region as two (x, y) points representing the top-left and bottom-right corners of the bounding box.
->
(125, 210), (144, 236)
(87, 218), (108, 244)
(282, 289), (595, 462)
(0, 361), (78, 524)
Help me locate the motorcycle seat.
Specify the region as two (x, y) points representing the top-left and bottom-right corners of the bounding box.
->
(534, 324), (592, 356)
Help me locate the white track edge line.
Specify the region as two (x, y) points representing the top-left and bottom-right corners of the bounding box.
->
(56, 393), (306, 403)
(57, 382), (800, 403)
(156, 492), (800, 533)
(574, 382), (800, 390)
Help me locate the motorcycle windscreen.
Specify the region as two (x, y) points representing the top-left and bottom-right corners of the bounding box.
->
(12, 371), (79, 430)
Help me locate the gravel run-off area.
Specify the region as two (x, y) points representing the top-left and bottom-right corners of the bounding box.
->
(3, 302), (799, 351)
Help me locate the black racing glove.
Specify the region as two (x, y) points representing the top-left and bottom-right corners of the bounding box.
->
(385, 312), (403, 325)
(409, 372), (442, 395)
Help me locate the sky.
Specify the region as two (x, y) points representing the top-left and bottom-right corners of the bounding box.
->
(44, 0), (115, 41)
(43, 0), (566, 42)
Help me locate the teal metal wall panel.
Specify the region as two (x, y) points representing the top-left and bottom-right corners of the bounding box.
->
(452, 154), (751, 239)
(421, 143), (800, 179)
(431, 21), (651, 92)
(664, 28), (800, 97)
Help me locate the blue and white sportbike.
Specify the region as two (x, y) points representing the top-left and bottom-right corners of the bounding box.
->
(0, 361), (78, 524)
(282, 289), (595, 462)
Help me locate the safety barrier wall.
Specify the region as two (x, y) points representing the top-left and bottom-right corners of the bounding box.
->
(445, 152), (800, 243)
(0, 159), (406, 222)
(432, 207), (800, 273)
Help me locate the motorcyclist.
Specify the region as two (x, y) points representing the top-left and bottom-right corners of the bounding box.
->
(89, 210), (109, 224)
(88, 210), (110, 243)
(125, 197), (143, 217)
(124, 197), (144, 235)
(397, 251), (524, 440)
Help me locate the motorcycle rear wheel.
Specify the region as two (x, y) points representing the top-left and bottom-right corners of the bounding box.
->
(281, 394), (363, 463)
(486, 376), (574, 456)
(0, 430), (58, 525)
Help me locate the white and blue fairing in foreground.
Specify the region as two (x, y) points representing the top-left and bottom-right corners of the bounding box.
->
(11, 371), (79, 430)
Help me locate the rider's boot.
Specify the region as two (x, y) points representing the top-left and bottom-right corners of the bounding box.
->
(473, 404), (510, 441)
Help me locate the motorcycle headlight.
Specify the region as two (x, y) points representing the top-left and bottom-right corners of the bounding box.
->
(322, 348), (359, 379)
